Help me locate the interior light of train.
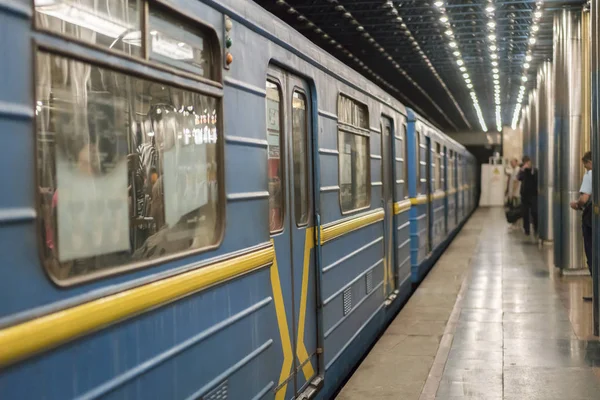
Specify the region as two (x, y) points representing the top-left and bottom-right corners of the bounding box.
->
(35, 1), (135, 39)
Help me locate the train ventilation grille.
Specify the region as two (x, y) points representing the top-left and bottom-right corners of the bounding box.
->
(365, 270), (373, 294)
(343, 287), (352, 316)
(204, 380), (228, 400)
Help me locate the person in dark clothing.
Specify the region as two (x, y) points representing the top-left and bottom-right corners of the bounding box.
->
(518, 156), (538, 238)
(570, 151), (592, 301)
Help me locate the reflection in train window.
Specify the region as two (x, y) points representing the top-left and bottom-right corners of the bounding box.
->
(292, 91), (309, 226)
(35, 0), (142, 56)
(266, 80), (284, 232)
(338, 94), (370, 213)
(149, 5), (214, 79)
(36, 51), (222, 282)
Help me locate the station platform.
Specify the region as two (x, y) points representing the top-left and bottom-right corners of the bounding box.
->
(336, 208), (600, 400)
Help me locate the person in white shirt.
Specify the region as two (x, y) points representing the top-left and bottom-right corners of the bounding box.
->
(570, 151), (592, 301)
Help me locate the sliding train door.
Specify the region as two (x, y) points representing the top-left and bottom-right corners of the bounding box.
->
(266, 66), (320, 399)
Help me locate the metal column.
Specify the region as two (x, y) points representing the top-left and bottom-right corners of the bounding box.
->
(522, 106), (529, 162)
(537, 61), (554, 242)
(590, 0), (599, 335)
(530, 89), (538, 167)
(553, 11), (564, 269)
(555, 8), (588, 275)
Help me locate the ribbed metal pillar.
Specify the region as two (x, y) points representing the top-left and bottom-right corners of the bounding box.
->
(522, 106), (529, 162)
(537, 61), (554, 242)
(556, 8), (587, 275)
(589, 0), (599, 335)
(530, 89), (538, 167)
(553, 11), (564, 268)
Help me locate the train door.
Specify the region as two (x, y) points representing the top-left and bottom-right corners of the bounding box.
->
(425, 135), (433, 253)
(381, 115), (396, 298)
(266, 66), (320, 400)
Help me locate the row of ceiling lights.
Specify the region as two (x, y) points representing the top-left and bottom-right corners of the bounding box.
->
(273, 0), (430, 117)
(434, 1), (488, 132)
(275, 0), (463, 128)
(381, 1), (469, 127)
(486, 1), (502, 132)
(511, 1), (544, 129)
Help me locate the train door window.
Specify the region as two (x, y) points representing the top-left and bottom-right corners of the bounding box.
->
(402, 124), (409, 198)
(266, 80), (284, 232)
(34, 0), (141, 56)
(448, 150), (454, 190)
(292, 91), (309, 226)
(35, 51), (223, 284)
(338, 95), (370, 213)
(416, 131), (421, 194)
(434, 143), (441, 191)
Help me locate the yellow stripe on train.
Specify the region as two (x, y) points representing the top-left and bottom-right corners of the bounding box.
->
(0, 245), (274, 368)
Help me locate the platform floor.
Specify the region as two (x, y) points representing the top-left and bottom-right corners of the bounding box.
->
(336, 207), (600, 400)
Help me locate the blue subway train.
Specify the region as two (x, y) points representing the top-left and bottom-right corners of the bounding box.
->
(0, 0), (477, 398)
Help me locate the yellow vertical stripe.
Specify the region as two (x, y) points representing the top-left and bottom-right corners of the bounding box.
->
(270, 247), (293, 400)
(296, 227), (316, 381)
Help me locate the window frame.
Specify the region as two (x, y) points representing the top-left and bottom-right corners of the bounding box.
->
(31, 0), (223, 88)
(266, 76), (286, 234)
(33, 12), (226, 286)
(336, 92), (371, 215)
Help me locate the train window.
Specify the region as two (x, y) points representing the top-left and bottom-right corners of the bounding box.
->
(148, 5), (214, 79)
(402, 124), (409, 198)
(35, 0), (142, 56)
(292, 91), (309, 226)
(36, 51), (222, 283)
(338, 95), (370, 213)
(266, 80), (284, 232)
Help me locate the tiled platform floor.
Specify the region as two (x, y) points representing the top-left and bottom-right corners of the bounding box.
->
(336, 208), (600, 400)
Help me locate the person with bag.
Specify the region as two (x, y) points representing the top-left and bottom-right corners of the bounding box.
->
(570, 151), (593, 301)
(505, 158), (521, 231)
(518, 156), (538, 240)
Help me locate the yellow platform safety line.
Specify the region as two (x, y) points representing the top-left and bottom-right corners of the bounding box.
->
(270, 244), (294, 400)
(296, 227), (316, 381)
(0, 245), (274, 368)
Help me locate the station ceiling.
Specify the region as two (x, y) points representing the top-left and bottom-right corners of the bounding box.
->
(253, 0), (586, 133)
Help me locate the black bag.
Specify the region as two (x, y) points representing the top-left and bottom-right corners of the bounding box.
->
(582, 202), (592, 228)
(506, 207), (522, 223)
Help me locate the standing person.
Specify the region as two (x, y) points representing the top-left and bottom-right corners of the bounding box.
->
(518, 156), (538, 240)
(505, 158), (521, 231)
(570, 151), (592, 301)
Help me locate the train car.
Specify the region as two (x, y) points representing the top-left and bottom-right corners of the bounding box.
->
(0, 0), (477, 399)
(406, 111), (473, 284)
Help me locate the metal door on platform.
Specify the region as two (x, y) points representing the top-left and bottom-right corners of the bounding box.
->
(266, 66), (320, 399)
(381, 116), (396, 297)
